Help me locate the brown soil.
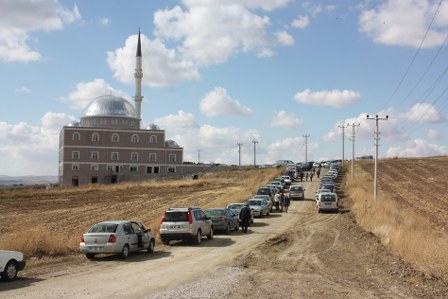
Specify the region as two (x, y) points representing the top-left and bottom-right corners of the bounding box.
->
(1, 159), (448, 298)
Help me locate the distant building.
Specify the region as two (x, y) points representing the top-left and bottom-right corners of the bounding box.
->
(58, 31), (203, 186)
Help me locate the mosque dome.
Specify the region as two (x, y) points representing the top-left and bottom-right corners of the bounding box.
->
(84, 95), (138, 118)
(165, 139), (180, 148)
(145, 124), (160, 130)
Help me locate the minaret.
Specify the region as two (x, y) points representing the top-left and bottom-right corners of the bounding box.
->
(134, 29), (143, 124)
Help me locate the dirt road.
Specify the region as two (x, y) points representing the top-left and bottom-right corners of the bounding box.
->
(1, 176), (447, 298)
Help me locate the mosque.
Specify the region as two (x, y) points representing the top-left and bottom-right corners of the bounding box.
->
(58, 31), (202, 186)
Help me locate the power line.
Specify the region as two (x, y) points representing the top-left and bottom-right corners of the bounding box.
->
(252, 140), (258, 167)
(338, 124), (348, 166)
(380, 0), (444, 111)
(347, 123), (360, 178)
(303, 134), (310, 164)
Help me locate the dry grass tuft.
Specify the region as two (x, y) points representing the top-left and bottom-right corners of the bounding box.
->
(345, 165), (448, 281)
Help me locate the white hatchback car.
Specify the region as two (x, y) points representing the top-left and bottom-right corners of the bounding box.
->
(316, 193), (339, 213)
(0, 250), (26, 281)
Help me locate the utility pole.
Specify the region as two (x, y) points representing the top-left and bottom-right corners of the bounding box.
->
(197, 149), (201, 164)
(303, 134), (310, 164)
(347, 123), (360, 178)
(252, 140), (258, 167)
(338, 124), (348, 166)
(366, 114), (389, 201)
(237, 143), (243, 166)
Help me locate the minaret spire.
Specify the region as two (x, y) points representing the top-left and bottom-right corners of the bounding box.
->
(134, 29), (143, 125)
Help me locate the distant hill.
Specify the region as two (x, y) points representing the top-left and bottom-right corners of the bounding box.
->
(0, 175), (58, 186)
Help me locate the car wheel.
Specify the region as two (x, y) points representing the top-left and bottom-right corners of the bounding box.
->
(207, 227), (214, 240)
(194, 230), (202, 245)
(225, 223), (230, 235)
(119, 244), (130, 259)
(85, 253), (95, 260)
(3, 261), (18, 281)
(147, 239), (155, 253)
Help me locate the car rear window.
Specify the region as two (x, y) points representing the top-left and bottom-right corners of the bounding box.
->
(228, 204), (243, 209)
(163, 211), (189, 222)
(291, 186), (302, 191)
(247, 200), (261, 206)
(320, 195), (336, 202)
(88, 223), (118, 233)
(205, 209), (225, 216)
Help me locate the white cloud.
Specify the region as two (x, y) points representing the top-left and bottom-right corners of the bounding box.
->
(265, 137), (319, 164)
(154, 110), (200, 132)
(107, 34), (200, 87)
(405, 103), (445, 123)
(182, 0), (290, 12)
(61, 78), (130, 110)
(153, 2), (294, 66)
(270, 111), (303, 130)
(294, 88), (361, 108)
(359, 0), (448, 48)
(386, 138), (447, 157)
(100, 17), (111, 26)
(427, 128), (441, 140)
(15, 86), (31, 94)
(0, 0), (81, 63)
(275, 31), (295, 45)
(200, 87), (252, 117)
(292, 15), (309, 29)
(0, 112), (76, 176)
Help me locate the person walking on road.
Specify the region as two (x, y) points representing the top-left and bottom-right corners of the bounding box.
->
(305, 172), (309, 181)
(274, 192), (280, 211)
(239, 204), (252, 233)
(300, 172), (304, 182)
(280, 191), (285, 212)
(284, 193), (291, 213)
(309, 172), (314, 182)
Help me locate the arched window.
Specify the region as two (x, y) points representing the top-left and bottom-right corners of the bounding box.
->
(149, 135), (157, 144)
(112, 133), (119, 143)
(131, 134), (139, 143)
(72, 132), (80, 141)
(91, 132), (100, 142)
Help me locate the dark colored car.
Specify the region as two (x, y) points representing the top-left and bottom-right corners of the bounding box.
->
(204, 208), (239, 234)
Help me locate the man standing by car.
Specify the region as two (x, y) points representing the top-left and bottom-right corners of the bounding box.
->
(239, 204), (251, 233)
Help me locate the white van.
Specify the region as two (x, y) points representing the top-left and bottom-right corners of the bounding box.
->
(316, 193), (339, 213)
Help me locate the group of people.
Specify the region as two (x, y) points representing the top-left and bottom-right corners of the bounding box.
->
(297, 167), (321, 182)
(273, 191), (291, 213)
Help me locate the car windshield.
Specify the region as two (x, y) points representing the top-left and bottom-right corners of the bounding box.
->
(247, 200), (261, 206)
(163, 211), (189, 222)
(205, 209), (225, 216)
(291, 186), (302, 191)
(88, 223), (118, 233)
(320, 195), (336, 202)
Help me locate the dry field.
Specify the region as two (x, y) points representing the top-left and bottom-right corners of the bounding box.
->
(0, 167), (282, 257)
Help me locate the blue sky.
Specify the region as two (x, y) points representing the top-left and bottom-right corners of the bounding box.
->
(1, 0), (447, 176)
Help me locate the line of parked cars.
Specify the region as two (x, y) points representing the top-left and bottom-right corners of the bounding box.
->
(315, 163), (341, 213)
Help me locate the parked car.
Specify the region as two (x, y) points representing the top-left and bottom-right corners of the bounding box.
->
(159, 207), (214, 245)
(315, 188), (332, 201)
(227, 203), (254, 224)
(289, 184), (305, 200)
(256, 187), (274, 201)
(252, 194), (273, 211)
(204, 208), (239, 234)
(0, 250), (26, 281)
(80, 220), (155, 260)
(321, 183), (336, 193)
(316, 193), (339, 213)
(246, 198), (271, 217)
(281, 175), (292, 187)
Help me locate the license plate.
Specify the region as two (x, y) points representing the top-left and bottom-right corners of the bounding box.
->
(169, 225), (181, 229)
(89, 246), (102, 251)
(325, 203), (332, 206)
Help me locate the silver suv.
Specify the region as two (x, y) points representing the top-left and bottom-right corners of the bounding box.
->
(159, 207), (214, 245)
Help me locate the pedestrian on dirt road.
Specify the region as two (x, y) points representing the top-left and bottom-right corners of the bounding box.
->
(280, 191), (286, 212)
(284, 193), (291, 213)
(300, 172), (304, 182)
(316, 168), (321, 178)
(274, 192), (280, 211)
(239, 204), (252, 233)
(309, 172), (314, 182)
(305, 172), (309, 181)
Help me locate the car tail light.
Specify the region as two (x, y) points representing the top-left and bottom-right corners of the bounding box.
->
(80, 235), (84, 243)
(160, 211), (166, 224)
(188, 210), (193, 224)
(108, 234), (117, 243)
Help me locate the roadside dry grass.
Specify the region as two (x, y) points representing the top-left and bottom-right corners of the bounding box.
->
(344, 160), (448, 281)
(0, 167), (282, 259)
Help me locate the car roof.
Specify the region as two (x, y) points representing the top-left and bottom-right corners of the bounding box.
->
(95, 220), (132, 225)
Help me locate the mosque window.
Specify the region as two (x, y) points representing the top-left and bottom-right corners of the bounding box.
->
(73, 132), (80, 141)
(111, 152), (119, 161)
(131, 152), (139, 161)
(91, 164), (99, 171)
(112, 134), (120, 142)
(130, 166), (138, 172)
(92, 133), (100, 142)
(72, 164), (79, 171)
(150, 135), (157, 144)
(168, 167), (176, 173)
(149, 153), (157, 162)
(72, 151), (80, 160)
(169, 154), (176, 162)
(131, 134), (139, 143)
